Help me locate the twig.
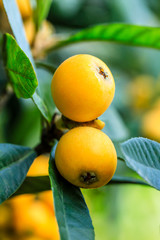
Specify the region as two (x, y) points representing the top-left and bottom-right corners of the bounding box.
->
(0, 87), (13, 111)
(34, 113), (64, 156)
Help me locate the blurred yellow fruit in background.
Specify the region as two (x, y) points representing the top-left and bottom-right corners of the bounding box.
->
(128, 75), (154, 111)
(12, 155), (59, 239)
(21, 237), (44, 240)
(16, 0), (32, 19)
(27, 155), (49, 177)
(24, 17), (35, 45)
(0, 155), (59, 240)
(0, 0), (32, 19)
(11, 194), (35, 209)
(12, 194), (59, 240)
(0, 233), (13, 240)
(38, 191), (54, 212)
(0, 0), (34, 46)
(142, 99), (160, 142)
(0, 203), (11, 229)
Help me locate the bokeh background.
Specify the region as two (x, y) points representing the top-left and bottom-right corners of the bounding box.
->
(0, 0), (160, 240)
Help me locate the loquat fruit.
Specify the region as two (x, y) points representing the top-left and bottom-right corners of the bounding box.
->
(51, 54), (115, 122)
(55, 127), (117, 188)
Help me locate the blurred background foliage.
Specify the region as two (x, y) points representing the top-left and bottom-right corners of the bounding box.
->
(0, 0), (160, 239)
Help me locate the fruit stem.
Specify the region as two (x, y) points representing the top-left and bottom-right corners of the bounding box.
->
(56, 115), (105, 130)
(34, 113), (64, 155)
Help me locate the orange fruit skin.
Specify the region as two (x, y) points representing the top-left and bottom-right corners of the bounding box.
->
(27, 155), (49, 177)
(51, 54), (115, 122)
(55, 127), (117, 188)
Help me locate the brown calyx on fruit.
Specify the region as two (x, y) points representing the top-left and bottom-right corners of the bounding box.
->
(79, 171), (98, 185)
(98, 67), (108, 79)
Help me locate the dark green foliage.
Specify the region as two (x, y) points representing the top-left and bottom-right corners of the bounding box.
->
(0, 144), (36, 204)
(2, 34), (38, 99)
(121, 138), (160, 190)
(51, 24), (160, 51)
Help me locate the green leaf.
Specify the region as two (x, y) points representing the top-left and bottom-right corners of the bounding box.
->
(2, 33), (51, 122)
(2, 0), (51, 122)
(0, 144), (36, 204)
(121, 138), (160, 191)
(0, 35), (7, 95)
(8, 99), (41, 147)
(110, 176), (148, 186)
(50, 23), (160, 51)
(13, 176), (50, 196)
(2, 0), (34, 66)
(13, 174), (148, 197)
(36, 61), (57, 74)
(49, 147), (95, 240)
(100, 107), (129, 141)
(32, 91), (52, 122)
(113, 141), (124, 160)
(34, 0), (53, 31)
(36, 67), (56, 117)
(2, 33), (38, 99)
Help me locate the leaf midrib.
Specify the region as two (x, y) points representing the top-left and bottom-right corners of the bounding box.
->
(0, 150), (34, 172)
(6, 67), (35, 82)
(126, 156), (160, 172)
(50, 24), (160, 52)
(58, 182), (70, 240)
